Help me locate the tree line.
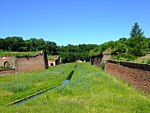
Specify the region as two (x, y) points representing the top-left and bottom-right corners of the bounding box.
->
(0, 22), (149, 62)
(0, 37), (59, 55)
(0, 37), (97, 62)
(90, 22), (150, 61)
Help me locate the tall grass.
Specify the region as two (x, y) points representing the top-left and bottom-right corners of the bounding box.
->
(0, 63), (76, 106)
(133, 57), (150, 64)
(1, 63), (150, 113)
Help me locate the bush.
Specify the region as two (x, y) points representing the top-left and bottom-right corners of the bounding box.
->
(146, 59), (150, 64)
(111, 53), (136, 61)
(100, 62), (105, 70)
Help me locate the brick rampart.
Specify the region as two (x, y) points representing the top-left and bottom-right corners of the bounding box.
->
(16, 53), (47, 72)
(0, 52), (48, 74)
(106, 60), (150, 93)
(0, 69), (15, 76)
(0, 56), (13, 67)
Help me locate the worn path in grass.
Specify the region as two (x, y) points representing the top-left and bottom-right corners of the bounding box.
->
(0, 63), (76, 106)
(1, 63), (150, 113)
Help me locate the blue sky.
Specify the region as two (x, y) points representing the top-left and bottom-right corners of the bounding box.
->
(0, 0), (150, 45)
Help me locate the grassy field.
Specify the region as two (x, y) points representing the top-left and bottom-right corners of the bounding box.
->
(0, 63), (76, 106)
(1, 63), (150, 113)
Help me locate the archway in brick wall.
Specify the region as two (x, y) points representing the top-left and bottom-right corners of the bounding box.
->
(4, 61), (10, 67)
(51, 63), (54, 66)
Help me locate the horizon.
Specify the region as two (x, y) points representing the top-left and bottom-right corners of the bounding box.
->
(0, 0), (150, 46)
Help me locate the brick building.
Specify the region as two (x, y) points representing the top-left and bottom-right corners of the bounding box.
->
(0, 52), (48, 73)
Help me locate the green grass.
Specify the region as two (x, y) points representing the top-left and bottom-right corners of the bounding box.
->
(133, 57), (150, 64)
(111, 53), (150, 65)
(48, 55), (59, 60)
(0, 66), (11, 71)
(0, 51), (41, 56)
(1, 63), (150, 113)
(0, 63), (76, 106)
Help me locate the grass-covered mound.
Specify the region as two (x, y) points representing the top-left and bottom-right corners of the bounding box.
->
(0, 51), (42, 57)
(1, 63), (150, 113)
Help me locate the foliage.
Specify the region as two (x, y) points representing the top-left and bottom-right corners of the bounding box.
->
(100, 62), (105, 70)
(59, 44), (97, 63)
(130, 22), (144, 38)
(0, 37), (97, 62)
(91, 23), (150, 63)
(0, 37), (59, 55)
(133, 57), (150, 64)
(1, 63), (150, 112)
(111, 53), (136, 61)
(146, 59), (150, 64)
(0, 23), (149, 63)
(89, 41), (115, 56)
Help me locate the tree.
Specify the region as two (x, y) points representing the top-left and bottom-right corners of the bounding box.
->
(4, 37), (24, 51)
(0, 38), (6, 50)
(130, 22), (144, 38)
(44, 41), (58, 55)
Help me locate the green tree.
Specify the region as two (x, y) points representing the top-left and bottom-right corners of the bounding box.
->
(130, 22), (144, 38)
(44, 41), (58, 55)
(0, 38), (6, 50)
(4, 37), (24, 51)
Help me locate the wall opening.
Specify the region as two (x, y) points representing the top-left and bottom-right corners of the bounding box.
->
(4, 61), (10, 67)
(51, 63), (54, 66)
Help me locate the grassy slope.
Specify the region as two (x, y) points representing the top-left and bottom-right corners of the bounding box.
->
(0, 63), (76, 106)
(1, 63), (150, 113)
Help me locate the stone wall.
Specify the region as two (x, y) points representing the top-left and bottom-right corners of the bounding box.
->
(106, 60), (150, 93)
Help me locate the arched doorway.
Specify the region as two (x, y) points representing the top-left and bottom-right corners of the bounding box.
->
(51, 63), (54, 66)
(4, 61), (10, 67)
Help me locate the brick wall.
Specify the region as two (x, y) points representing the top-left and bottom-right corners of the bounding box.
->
(0, 52), (48, 75)
(106, 60), (150, 93)
(90, 55), (103, 66)
(0, 69), (15, 76)
(16, 53), (48, 72)
(0, 56), (13, 68)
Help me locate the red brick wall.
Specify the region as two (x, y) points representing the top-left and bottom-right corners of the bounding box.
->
(0, 69), (15, 76)
(16, 54), (46, 72)
(106, 60), (150, 93)
(0, 57), (13, 67)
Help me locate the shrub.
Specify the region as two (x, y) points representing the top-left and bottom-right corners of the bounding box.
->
(146, 59), (150, 64)
(100, 62), (105, 70)
(111, 53), (136, 61)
